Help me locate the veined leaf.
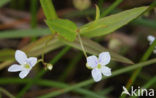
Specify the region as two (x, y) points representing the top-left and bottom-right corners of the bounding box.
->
(46, 19), (77, 41)
(63, 37), (133, 64)
(22, 35), (64, 57)
(80, 6), (148, 37)
(40, 0), (57, 20)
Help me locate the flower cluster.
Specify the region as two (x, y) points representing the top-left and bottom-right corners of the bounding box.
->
(7, 35), (155, 82)
(8, 50), (112, 82)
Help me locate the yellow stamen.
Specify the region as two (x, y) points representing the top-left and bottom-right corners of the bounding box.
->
(97, 64), (101, 69)
(24, 64), (30, 69)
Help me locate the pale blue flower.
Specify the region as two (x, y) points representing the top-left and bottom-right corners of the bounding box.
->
(8, 50), (37, 79)
(87, 52), (112, 82)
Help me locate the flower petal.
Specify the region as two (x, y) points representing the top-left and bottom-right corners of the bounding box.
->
(19, 70), (30, 79)
(87, 56), (98, 68)
(147, 35), (155, 44)
(27, 57), (37, 67)
(8, 64), (22, 72)
(15, 50), (27, 65)
(91, 68), (102, 82)
(101, 66), (112, 76)
(99, 52), (111, 66)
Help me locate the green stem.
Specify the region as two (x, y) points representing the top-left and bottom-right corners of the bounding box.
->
(38, 80), (104, 98)
(77, 33), (87, 58)
(38, 58), (156, 98)
(143, 76), (156, 88)
(101, 0), (123, 17)
(30, 0), (38, 28)
(97, 0), (105, 11)
(131, 18), (156, 29)
(50, 46), (70, 64)
(30, 0), (38, 42)
(17, 70), (46, 98)
(0, 87), (15, 98)
(140, 40), (156, 61)
(16, 46), (70, 98)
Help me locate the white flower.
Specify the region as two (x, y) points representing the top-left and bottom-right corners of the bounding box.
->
(8, 50), (37, 79)
(147, 35), (155, 44)
(147, 35), (156, 53)
(86, 52), (112, 82)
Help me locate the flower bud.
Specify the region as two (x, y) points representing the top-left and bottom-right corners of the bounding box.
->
(86, 63), (92, 69)
(73, 0), (91, 10)
(47, 64), (53, 70)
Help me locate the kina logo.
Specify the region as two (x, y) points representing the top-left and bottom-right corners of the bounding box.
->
(121, 86), (155, 97)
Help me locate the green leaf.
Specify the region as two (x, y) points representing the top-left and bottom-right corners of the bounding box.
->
(0, 28), (51, 39)
(40, 0), (57, 33)
(63, 37), (133, 64)
(80, 6), (148, 37)
(95, 5), (100, 20)
(40, 0), (57, 20)
(0, 0), (10, 8)
(22, 35), (64, 57)
(46, 19), (77, 41)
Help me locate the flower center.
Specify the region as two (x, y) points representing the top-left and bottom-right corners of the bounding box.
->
(24, 64), (30, 69)
(97, 64), (102, 69)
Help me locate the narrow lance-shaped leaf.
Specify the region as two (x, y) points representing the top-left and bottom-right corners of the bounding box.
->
(95, 5), (100, 20)
(40, 0), (58, 33)
(22, 35), (64, 57)
(40, 0), (57, 20)
(0, 28), (51, 39)
(46, 19), (77, 41)
(80, 6), (148, 37)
